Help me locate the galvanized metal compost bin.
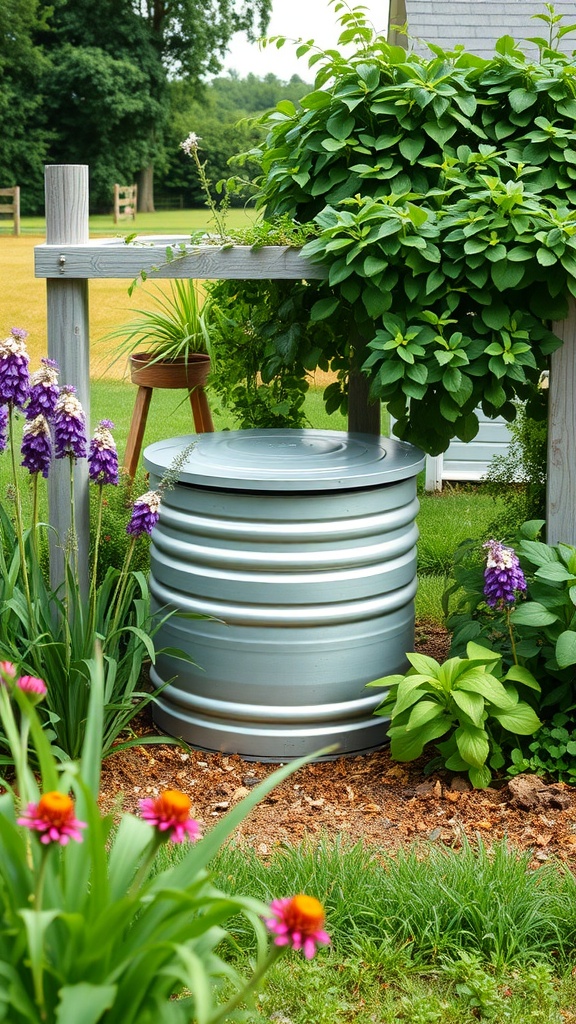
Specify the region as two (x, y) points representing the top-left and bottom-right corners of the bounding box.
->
(144, 429), (425, 760)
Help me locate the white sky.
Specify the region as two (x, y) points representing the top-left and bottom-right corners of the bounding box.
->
(222, 1), (391, 81)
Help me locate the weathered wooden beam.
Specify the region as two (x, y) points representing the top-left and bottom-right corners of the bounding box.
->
(45, 165), (90, 592)
(34, 240), (327, 280)
(549, 305), (576, 545)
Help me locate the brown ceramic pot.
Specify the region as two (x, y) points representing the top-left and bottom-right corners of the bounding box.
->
(129, 352), (211, 390)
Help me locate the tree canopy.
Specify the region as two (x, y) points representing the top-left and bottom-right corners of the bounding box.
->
(0, 0), (274, 210)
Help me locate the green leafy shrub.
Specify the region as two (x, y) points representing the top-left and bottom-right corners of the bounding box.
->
(445, 521), (576, 713)
(246, 2), (576, 452)
(369, 642), (541, 788)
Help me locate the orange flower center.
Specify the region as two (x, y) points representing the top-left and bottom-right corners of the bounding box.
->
(155, 789), (192, 822)
(37, 792), (75, 827)
(284, 895), (325, 934)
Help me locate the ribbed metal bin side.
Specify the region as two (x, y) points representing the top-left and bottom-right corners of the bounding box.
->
(145, 430), (425, 760)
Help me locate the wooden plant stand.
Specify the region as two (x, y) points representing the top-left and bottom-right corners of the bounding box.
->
(124, 352), (214, 479)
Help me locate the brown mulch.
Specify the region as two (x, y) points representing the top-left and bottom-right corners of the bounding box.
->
(99, 623), (576, 865)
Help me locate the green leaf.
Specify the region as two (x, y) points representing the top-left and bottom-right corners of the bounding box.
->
(399, 136), (425, 162)
(406, 699), (444, 732)
(510, 602), (559, 626)
(455, 724), (490, 768)
(456, 669), (516, 709)
(491, 261), (525, 290)
(451, 688), (485, 726)
(56, 985), (117, 1024)
(405, 652), (442, 676)
(556, 630), (576, 668)
(468, 764), (492, 789)
(389, 715), (451, 761)
(508, 88), (537, 112)
(423, 121), (457, 147)
(310, 297), (339, 321)
(393, 676), (434, 716)
(505, 665), (541, 692)
(491, 703), (541, 735)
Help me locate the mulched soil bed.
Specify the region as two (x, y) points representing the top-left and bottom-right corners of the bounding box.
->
(99, 622), (576, 866)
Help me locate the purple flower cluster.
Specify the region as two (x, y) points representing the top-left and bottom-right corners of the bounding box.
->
(26, 359), (60, 420)
(21, 416), (52, 478)
(88, 419), (119, 485)
(0, 328), (30, 409)
(53, 386), (87, 460)
(483, 539), (527, 609)
(126, 490), (161, 537)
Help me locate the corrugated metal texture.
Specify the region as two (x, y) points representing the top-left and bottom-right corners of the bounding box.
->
(403, 0), (576, 57)
(145, 430), (425, 760)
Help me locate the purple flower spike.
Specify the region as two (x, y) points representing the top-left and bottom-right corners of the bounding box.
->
(21, 416), (52, 478)
(0, 329), (30, 408)
(26, 358), (60, 420)
(126, 490), (161, 537)
(88, 419), (119, 485)
(483, 539), (527, 609)
(53, 385), (87, 460)
(0, 406), (8, 453)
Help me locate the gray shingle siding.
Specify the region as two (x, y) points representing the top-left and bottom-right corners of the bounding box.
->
(400, 1), (576, 58)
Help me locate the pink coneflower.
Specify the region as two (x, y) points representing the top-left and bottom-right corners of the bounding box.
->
(17, 675), (47, 701)
(265, 895), (331, 959)
(139, 789), (201, 843)
(17, 792), (87, 845)
(0, 661), (16, 681)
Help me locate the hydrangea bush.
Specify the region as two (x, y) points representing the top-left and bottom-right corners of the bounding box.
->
(0, 326), (183, 759)
(0, 658), (330, 1022)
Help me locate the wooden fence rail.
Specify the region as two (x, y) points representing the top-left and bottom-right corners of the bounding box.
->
(0, 187), (20, 236)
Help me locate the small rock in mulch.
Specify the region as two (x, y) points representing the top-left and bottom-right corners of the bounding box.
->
(507, 774), (572, 811)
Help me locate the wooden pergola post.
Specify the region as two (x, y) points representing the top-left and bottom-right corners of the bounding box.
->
(44, 165), (90, 592)
(549, 308), (576, 545)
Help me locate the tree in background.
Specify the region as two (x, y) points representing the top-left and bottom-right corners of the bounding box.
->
(22, 0), (272, 212)
(162, 73), (310, 209)
(0, 0), (51, 213)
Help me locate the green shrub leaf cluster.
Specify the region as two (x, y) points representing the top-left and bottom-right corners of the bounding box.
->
(368, 641), (540, 787)
(249, 1), (576, 452)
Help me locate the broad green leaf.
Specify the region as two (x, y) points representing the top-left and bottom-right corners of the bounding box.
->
(455, 724), (490, 768)
(519, 540), (559, 566)
(556, 630), (576, 668)
(535, 562), (576, 583)
(510, 602), (559, 627)
(389, 715), (451, 760)
(405, 652), (442, 676)
(468, 764), (492, 789)
(505, 665), (541, 692)
(393, 676), (435, 716)
(56, 984), (117, 1024)
(491, 703), (541, 735)
(456, 669), (516, 709)
(406, 699), (444, 732)
(451, 689), (484, 726)
(310, 297), (339, 321)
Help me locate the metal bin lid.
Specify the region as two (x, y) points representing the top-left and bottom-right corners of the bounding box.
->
(144, 429), (425, 492)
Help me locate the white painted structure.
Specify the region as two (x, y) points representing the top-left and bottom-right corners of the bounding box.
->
(424, 413), (514, 492)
